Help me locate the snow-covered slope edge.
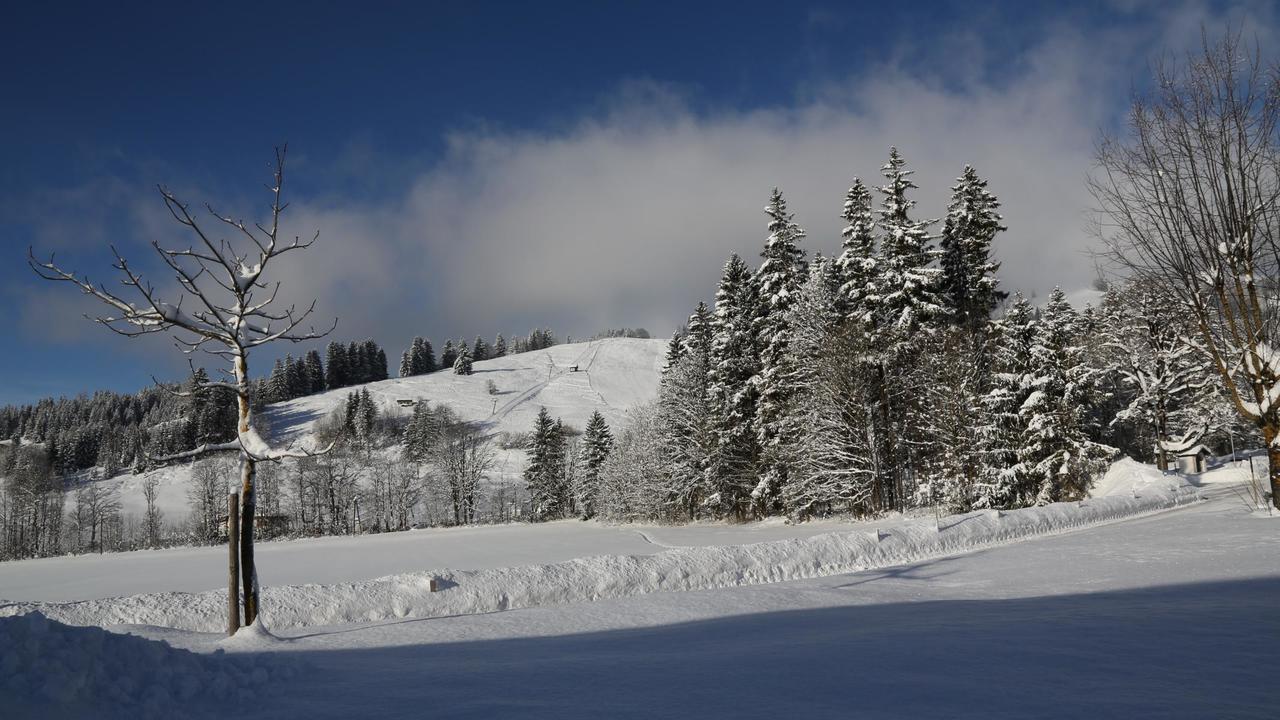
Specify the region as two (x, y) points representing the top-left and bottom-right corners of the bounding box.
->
(1, 469), (1199, 633)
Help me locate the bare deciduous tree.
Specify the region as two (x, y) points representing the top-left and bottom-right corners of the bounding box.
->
(29, 146), (336, 625)
(1091, 31), (1280, 509)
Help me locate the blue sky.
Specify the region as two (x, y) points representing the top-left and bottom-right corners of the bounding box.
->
(1, 1), (1273, 405)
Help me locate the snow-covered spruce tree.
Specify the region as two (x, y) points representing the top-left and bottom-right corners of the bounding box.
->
(324, 341), (348, 390)
(1017, 288), (1113, 504)
(399, 347), (414, 378)
(576, 410), (613, 519)
(440, 340), (457, 370)
(939, 165), (1007, 330)
(303, 350), (325, 394)
(662, 331), (685, 372)
(705, 253), (762, 519)
(655, 302), (716, 519)
(781, 257), (877, 518)
(453, 343), (474, 375)
(524, 407), (569, 520)
(845, 149), (945, 511)
(493, 334), (507, 358)
(416, 337), (437, 373)
(751, 189), (808, 516)
(473, 336), (490, 362)
(972, 292), (1038, 509)
(835, 178), (877, 330)
(916, 166), (1008, 512)
(29, 147), (334, 629)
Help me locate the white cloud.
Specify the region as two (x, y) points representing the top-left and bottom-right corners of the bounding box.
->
(19, 2), (1278, 369)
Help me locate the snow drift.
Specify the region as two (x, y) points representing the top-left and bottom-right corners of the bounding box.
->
(1, 467), (1198, 633)
(0, 612), (294, 720)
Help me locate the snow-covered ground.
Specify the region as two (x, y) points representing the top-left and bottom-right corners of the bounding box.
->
(88, 337), (666, 524)
(4, 460), (1275, 718)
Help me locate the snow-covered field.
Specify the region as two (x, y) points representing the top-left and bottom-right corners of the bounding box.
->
(91, 338), (667, 523)
(5, 458), (1277, 717)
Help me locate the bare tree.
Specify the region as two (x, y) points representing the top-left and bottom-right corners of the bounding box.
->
(142, 474), (163, 547)
(30, 146), (335, 624)
(1091, 31), (1280, 509)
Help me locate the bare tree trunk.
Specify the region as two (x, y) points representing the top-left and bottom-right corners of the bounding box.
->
(227, 491), (240, 636)
(240, 455), (258, 625)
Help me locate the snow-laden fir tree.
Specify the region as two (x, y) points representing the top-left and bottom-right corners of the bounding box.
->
(525, 407), (569, 520)
(939, 165), (1007, 329)
(399, 347), (415, 378)
(1017, 288), (1113, 504)
(751, 188), (808, 515)
(417, 337), (437, 373)
(705, 253), (762, 519)
(876, 147), (945, 336)
(440, 340), (457, 371)
(493, 333), (507, 358)
(325, 341), (348, 390)
(973, 292), (1038, 508)
(576, 410), (613, 519)
(453, 343), (474, 375)
(836, 177), (878, 331)
(662, 331), (685, 372)
(655, 302), (716, 518)
(473, 336), (490, 362)
(303, 350), (325, 394)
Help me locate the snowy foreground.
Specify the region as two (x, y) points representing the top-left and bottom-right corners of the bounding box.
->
(2, 460), (1277, 718)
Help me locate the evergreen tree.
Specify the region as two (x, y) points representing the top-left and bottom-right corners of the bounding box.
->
(417, 337), (437, 373)
(973, 293), (1038, 508)
(325, 341), (348, 390)
(663, 332), (685, 373)
(835, 178), (877, 328)
(752, 188), (808, 515)
(876, 147), (945, 336)
(344, 341), (362, 384)
(525, 407), (568, 519)
(1017, 288), (1113, 504)
(399, 347), (414, 378)
(268, 358), (289, 403)
(493, 334), (507, 358)
(705, 253), (761, 519)
(303, 350), (325, 394)
(578, 411), (613, 518)
(440, 340), (457, 370)
(655, 303), (716, 518)
(939, 165), (1008, 329)
(473, 336), (490, 362)
(453, 343), (474, 375)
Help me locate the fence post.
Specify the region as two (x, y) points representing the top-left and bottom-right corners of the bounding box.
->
(228, 492), (241, 636)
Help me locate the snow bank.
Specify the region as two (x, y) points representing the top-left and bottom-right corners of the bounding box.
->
(0, 612), (294, 719)
(2, 472), (1199, 633)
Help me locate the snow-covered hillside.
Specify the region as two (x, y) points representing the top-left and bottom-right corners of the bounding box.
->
(93, 338), (666, 523)
(267, 337), (666, 448)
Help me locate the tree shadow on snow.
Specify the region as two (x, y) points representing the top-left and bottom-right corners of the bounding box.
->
(243, 575), (1279, 719)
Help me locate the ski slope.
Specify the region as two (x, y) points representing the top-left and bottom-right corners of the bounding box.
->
(267, 337), (666, 447)
(88, 338), (667, 523)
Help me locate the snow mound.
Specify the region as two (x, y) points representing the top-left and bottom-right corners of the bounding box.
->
(0, 612), (294, 720)
(220, 618), (281, 650)
(1090, 456), (1177, 497)
(2, 471), (1199, 633)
